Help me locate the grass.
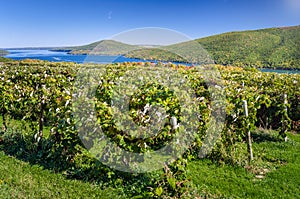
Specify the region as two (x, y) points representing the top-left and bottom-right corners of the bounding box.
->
(187, 131), (300, 198)
(1, 116), (300, 198)
(0, 151), (125, 199)
(0, 118), (126, 198)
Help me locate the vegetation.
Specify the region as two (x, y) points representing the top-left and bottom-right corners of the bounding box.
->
(197, 25), (300, 69)
(0, 151), (125, 199)
(1, 127), (299, 198)
(125, 25), (300, 69)
(51, 25), (300, 69)
(0, 60), (299, 198)
(188, 130), (300, 198)
(0, 51), (12, 62)
(125, 48), (186, 63)
(0, 57), (12, 62)
(58, 40), (140, 55)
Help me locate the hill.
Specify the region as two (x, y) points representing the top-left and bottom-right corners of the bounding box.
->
(197, 25), (300, 69)
(65, 40), (139, 55)
(125, 41), (214, 64)
(125, 25), (300, 69)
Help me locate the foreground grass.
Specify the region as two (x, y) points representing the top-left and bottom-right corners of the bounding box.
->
(188, 131), (300, 198)
(1, 117), (299, 198)
(0, 151), (125, 199)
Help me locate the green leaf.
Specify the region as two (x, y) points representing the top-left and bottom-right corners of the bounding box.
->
(167, 176), (176, 190)
(155, 187), (163, 196)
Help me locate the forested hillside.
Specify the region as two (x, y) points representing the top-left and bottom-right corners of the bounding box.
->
(197, 25), (300, 69)
(67, 40), (139, 55)
(126, 26), (300, 69)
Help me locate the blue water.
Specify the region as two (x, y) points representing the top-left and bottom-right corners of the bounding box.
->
(4, 49), (146, 64)
(4, 50), (300, 74)
(258, 68), (300, 74)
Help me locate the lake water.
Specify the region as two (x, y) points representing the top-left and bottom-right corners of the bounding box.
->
(258, 68), (300, 74)
(4, 49), (146, 64)
(4, 50), (300, 74)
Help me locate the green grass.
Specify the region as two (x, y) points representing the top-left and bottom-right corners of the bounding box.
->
(0, 118), (126, 198)
(188, 131), (300, 198)
(0, 151), (125, 199)
(1, 116), (300, 198)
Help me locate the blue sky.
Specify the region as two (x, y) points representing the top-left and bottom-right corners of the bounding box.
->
(0, 0), (299, 48)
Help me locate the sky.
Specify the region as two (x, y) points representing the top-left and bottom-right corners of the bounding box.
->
(0, 0), (299, 48)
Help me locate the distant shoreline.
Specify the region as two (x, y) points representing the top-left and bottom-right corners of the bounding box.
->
(2, 49), (300, 74)
(0, 49), (9, 56)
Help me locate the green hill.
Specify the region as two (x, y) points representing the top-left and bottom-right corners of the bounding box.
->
(125, 25), (300, 69)
(197, 25), (300, 69)
(67, 40), (139, 55)
(126, 41), (214, 64)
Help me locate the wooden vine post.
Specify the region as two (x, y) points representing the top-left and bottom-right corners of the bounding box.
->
(283, 94), (288, 142)
(243, 100), (254, 161)
(39, 97), (45, 138)
(35, 83), (45, 142)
